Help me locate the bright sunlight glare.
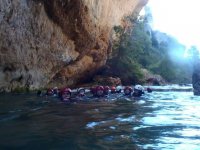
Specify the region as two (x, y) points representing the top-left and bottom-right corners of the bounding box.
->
(147, 0), (200, 51)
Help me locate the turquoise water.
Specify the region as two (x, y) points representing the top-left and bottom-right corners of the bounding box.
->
(0, 88), (200, 150)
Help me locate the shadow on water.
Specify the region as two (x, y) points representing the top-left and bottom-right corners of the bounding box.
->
(0, 88), (200, 149)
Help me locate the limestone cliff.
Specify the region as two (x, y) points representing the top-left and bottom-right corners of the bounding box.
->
(0, 0), (148, 92)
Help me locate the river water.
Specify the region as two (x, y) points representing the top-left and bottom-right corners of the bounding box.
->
(0, 86), (200, 150)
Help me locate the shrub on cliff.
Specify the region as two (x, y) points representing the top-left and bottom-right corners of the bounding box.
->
(105, 22), (145, 84)
(106, 13), (192, 84)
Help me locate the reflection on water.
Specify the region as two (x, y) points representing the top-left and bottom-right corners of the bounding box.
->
(0, 88), (200, 150)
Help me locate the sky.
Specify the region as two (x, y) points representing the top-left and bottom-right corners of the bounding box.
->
(145, 0), (200, 50)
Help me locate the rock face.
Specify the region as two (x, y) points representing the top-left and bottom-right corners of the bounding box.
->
(0, 0), (147, 92)
(142, 69), (166, 85)
(192, 59), (200, 95)
(93, 76), (121, 86)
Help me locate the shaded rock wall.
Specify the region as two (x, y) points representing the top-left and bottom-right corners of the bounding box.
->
(0, 0), (147, 92)
(192, 58), (200, 95)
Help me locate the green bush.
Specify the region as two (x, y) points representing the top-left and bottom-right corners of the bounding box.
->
(107, 13), (192, 84)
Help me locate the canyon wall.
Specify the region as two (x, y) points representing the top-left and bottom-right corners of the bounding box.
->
(0, 0), (148, 92)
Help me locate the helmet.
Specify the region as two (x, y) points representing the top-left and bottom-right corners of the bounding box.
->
(60, 88), (71, 101)
(116, 86), (122, 93)
(103, 86), (110, 95)
(47, 88), (54, 96)
(147, 87), (152, 93)
(134, 85), (144, 91)
(96, 86), (104, 97)
(77, 88), (85, 97)
(124, 86), (133, 95)
(53, 87), (59, 95)
(133, 85), (144, 97)
(110, 86), (116, 93)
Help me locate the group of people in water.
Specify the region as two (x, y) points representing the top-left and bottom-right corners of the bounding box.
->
(37, 85), (153, 102)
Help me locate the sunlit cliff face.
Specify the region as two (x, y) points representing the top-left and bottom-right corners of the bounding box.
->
(83, 0), (148, 27)
(0, 0), (148, 91)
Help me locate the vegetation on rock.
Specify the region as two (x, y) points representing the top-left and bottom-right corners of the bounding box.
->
(104, 13), (192, 85)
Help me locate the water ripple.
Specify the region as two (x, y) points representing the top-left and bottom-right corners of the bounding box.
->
(1, 89), (200, 150)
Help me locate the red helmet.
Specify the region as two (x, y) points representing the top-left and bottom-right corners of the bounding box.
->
(47, 88), (54, 96)
(103, 86), (110, 95)
(96, 86), (104, 97)
(124, 86), (133, 95)
(110, 86), (116, 93)
(61, 88), (71, 94)
(60, 88), (71, 101)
